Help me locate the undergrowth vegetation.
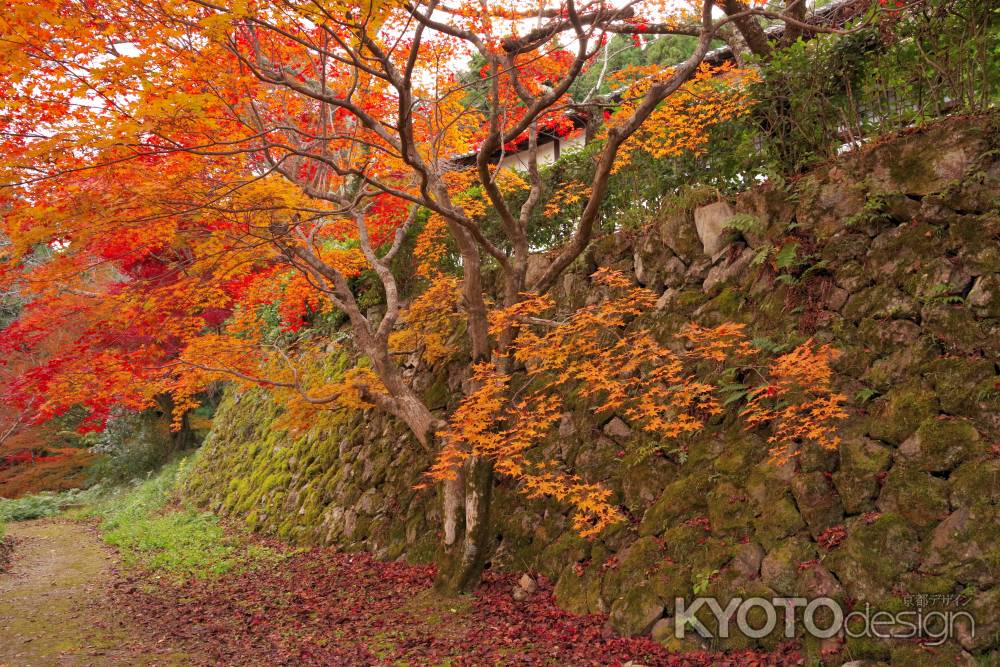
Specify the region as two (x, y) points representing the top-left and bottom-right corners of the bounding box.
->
(0, 486), (104, 522)
(83, 459), (286, 580)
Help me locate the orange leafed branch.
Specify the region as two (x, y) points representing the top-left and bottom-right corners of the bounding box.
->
(433, 270), (847, 538)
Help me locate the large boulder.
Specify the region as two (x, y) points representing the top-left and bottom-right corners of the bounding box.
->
(554, 560), (605, 616)
(602, 536), (667, 603)
(609, 585), (664, 636)
(876, 465), (950, 533)
(661, 211), (703, 263)
(863, 121), (986, 196)
(832, 438), (891, 514)
(922, 505), (1000, 589)
(693, 201), (735, 257)
(790, 471), (845, 539)
(867, 381), (939, 445)
(824, 513), (920, 600)
(898, 417), (982, 473)
(967, 274), (1000, 318)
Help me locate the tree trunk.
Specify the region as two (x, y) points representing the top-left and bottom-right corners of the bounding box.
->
(153, 393), (196, 454)
(722, 0), (772, 60)
(434, 456), (495, 595)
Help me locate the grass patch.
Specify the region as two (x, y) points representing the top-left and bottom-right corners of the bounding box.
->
(84, 459), (285, 581)
(0, 486), (105, 522)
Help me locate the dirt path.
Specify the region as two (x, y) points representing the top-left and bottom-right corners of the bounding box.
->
(0, 520), (186, 667)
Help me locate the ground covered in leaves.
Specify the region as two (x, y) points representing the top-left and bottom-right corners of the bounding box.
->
(1, 468), (801, 665)
(113, 544), (802, 666)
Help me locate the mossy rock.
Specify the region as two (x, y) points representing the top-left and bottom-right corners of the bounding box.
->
(790, 471), (845, 539)
(655, 528), (734, 600)
(699, 287), (748, 321)
(842, 284), (918, 322)
(537, 531), (590, 581)
(755, 283), (795, 326)
(602, 536), (666, 602)
(863, 222), (940, 287)
(861, 336), (939, 392)
(752, 496), (806, 551)
(745, 459), (796, 505)
(621, 457), (676, 514)
(834, 260), (871, 293)
(825, 513), (920, 601)
(867, 381), (939, 445)
(608, 585), (664, 636)
(821, 232), (870, 265)
(553, 560), (605, 616)
(949, 459), (1000, 511)
(855, 317), (920, 355)
(924, 357), (996, 417)
(639, 473), (712, 537)
(922, 505), (1000, 589)
(660, 211), (703, 263)
(647, 560), (692, 616)
(876, 464), (950, 533)
(832, 438), (891, 514)
(959, 584), (1000, 653)
(865, 120), (985, 197)
(706, 482), (754, 536)
(898, 417), (982, 473)
(712, 433), (763, 477)
(841, 633), (891, 663)
(969, 274), (1000, 318)
(797, 442), (839, 474)
(920, 304), (989, 354)
(889, 643), (974, 666)
(760, 538), (816, 596)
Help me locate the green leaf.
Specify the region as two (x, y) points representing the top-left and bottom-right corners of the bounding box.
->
(774, 242), (799, 270)
(723, 390), (749, 406)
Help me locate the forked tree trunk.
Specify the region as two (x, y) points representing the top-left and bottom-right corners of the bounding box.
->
(435, 455), (495, 595)
(376, 375), (497, 595)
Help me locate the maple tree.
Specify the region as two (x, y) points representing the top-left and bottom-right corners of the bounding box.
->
(0, 0), (856, 592)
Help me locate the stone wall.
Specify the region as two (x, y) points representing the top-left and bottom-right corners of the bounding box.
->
(181, 115), (1000, 664)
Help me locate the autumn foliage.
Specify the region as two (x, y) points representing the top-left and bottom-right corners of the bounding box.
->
(0, 0), (852, 588)
(433, 269), (846, 537)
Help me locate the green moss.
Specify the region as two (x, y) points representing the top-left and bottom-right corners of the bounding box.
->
(639, 473), (711, 537)
(705, 287), (745, 319)
(675, 289), (709, 309)
(422, 377), (450, 410)
(752, 494), (805, 550)
(876, 464), (949, 533)
(925, 357), (996, 416)
(825, 513), (920, 600)
(900, 416), (982, 472)
(832, 438), (890, 514)
(602, 536), (666, 602)
(706, 481), (753, 536)
(950, 459), (1000, 510)
(608, 585), (663, 636)
(867, 381), (939, 445)
(760, 538), (816, 596)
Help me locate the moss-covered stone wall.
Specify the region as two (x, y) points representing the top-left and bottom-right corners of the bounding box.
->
(182, 115), (1000, 664)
